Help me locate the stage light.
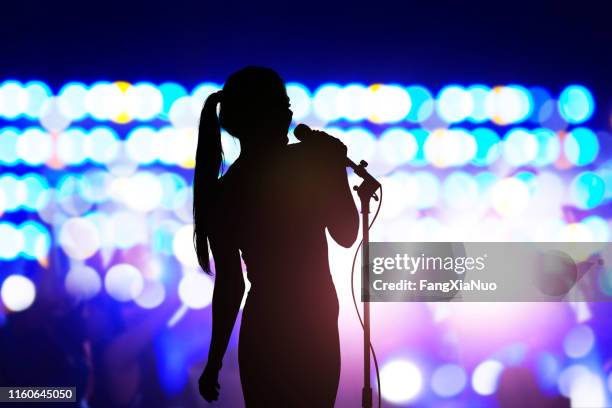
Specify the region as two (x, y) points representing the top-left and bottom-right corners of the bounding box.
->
(126, 126), (158, 164)
(564, 127), (599, 166)
(105, 263), (144, 302)
(368, 84), (411, 124)
(414, 171), (440, 209)
(169, 96), (199, 128)
(65, 265), (102, 300)
(24, 81), (51, 118)
(529, 87), (553, 124)
(380, 172), (415, 218)
(570, 171), (605, 210)
(558, 85), (594, 124)
(16, 127), (52, 166)
(173, 224), (200, 267)
(532, 128), (561, 167)
(471, 128), (500, 166)
(491, 178), (530, 217)
(59, 217), (101, 260)
(424, 128), (475, 167)
(0, 127), (19, 165)
(379, 128), (418, 166)
(87, 127), (120, 164)
(581, 215), (610, 241)
(85, 82), (124, 120)
(486, 85), (532, 125)
(472, 359), (504, 396)
(286, 82), (312, 121)
(0, 80), (28, 119)
(0, 222), (25, 260)
(178, 272), (213, 309)
(57, 128), (88, 165)
(467, 85), (490, 122)
(380, 359), (422, 403)
(474, 171), (498, 194)
(191, 82), (222, 112)
(563, 325), (595, 359)
(558, 365), (606, 407)
(0, 174), (24, 213)
(109, 210), (148, 249)
(158, 172), (188, 210)
(21, 173), (50, 211)
(159, 82), (187, 116)
(123, 172), (163, 212)
(57, 82), (89, 120)
(312, 83), (342, 122)
(334, 83), (368, 122)
(443, 172), (479, 210)
(436, 85), (473, 123)
(431, 364), (467, 398)
(135, 279), (166, 309)
(40, 97), (71, 131)
(19, 221), (50, 260)
(406, 85), (434, 123)
(1, 275), (36, 312)
(342, 127), (377, 164)
(502, 128), (538, 166)
(153, 219), (181, 255)
(125, 82), (163, 120)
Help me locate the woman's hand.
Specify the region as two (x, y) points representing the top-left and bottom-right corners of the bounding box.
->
(308, 129), (348, 160)
(198, 364), (221, 402)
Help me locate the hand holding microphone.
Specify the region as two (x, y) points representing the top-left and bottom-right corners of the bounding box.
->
(293, 124), (348, 163)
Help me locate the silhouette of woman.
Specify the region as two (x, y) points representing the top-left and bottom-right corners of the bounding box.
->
(193, 67), (359, 407)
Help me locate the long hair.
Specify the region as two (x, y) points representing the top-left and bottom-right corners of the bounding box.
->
(193, 91), (223, 274)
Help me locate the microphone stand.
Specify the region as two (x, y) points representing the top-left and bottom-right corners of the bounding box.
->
(347, 159), (381, 408)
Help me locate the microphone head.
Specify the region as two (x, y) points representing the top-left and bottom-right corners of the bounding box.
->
(293, 123), (310, 141)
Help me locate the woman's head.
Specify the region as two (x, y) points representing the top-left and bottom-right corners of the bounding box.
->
(193, 67), (291, 273)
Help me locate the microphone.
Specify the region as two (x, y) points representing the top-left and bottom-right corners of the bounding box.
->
(293, 123), (358, 170)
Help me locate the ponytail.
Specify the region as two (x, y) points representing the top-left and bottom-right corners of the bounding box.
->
(193, 91), (224, 274)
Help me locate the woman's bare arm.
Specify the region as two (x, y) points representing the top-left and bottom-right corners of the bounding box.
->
(325, 157), (360, 248)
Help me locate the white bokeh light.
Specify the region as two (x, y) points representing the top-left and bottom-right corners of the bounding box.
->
(380, 359), (423, 404)
(105, 263), (144, 302)
(1, 275), (36, 312)
(178, 272), (214, 309)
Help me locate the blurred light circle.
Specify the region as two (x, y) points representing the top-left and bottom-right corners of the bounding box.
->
(153, 219), (181, 255)
(380, 172), (415, 218)
(406, 85), (434, 123)
(0, 81), (28, 118)
(443, 172), (479, 210)
(425, 128), (475, 167)
(467, 85), (491, 122)
(286, 83), (312, 121)
(570, 372), (606, 408)
(503, 128), (538, 166)
(178, 272), (214, 309)
(125, 82), (163, 120)
(437, 85), (473, 123)
(124, 172), (163, 212)
(134, 279), (166, 309)
(472, 360), (504, 395)
(569, 172), (605, 209)
(558, 85), (594, 124)
(379, 128), (418, 166)
(581, 216), (610, 242)
(105, 263), (144, 302)
(109, 210), (148, 249)
(40, 97), (71, 131)
(431, 364), (467, 397)
(24, 81), (51, 118)
(380, 359), (422, 403)
(169, 96), (199, 128)
(126, 127), (158, 164)
(532, 128), (561, 166)
(158, 173), (188, 210)
(1, 275), (36, 312)
(173, 224), (200, 267)
(159, 82), (187, 115)
(88, 127), (120, 164)
(57, 128), (88, 165)
(57, 82), (89, 120)
(368, 84), (411, 123)
(16, 128), (52, 166)
(564, 127), (599, 166)
(191, 82), (222, 112)
(57, 174), (92, 216)
(563, 325), (595, 359)
(313, 83), (342, 122)
(486, 85), (532, 124)
(0, 128), (19, 165)
(0, 174), (25, 212)
(59, 217), (100, 260)
(155, 127), (179, 165)
(0, 222), (24, 260)
(342, 128), (377, 163)
(558, 364), (590, 397)
(559, 223), (593, 242)
(491, 178), (530, 217)
(471, 128), (500, 166)
(19, 221), (50, 261)
(65, 265), (102, 300)
(414, 171), (440, 209)
(335, 83), (369, 122)
(85, 82), (124, 120)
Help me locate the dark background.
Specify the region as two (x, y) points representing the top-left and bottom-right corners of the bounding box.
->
(3, 0), (611, 93)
